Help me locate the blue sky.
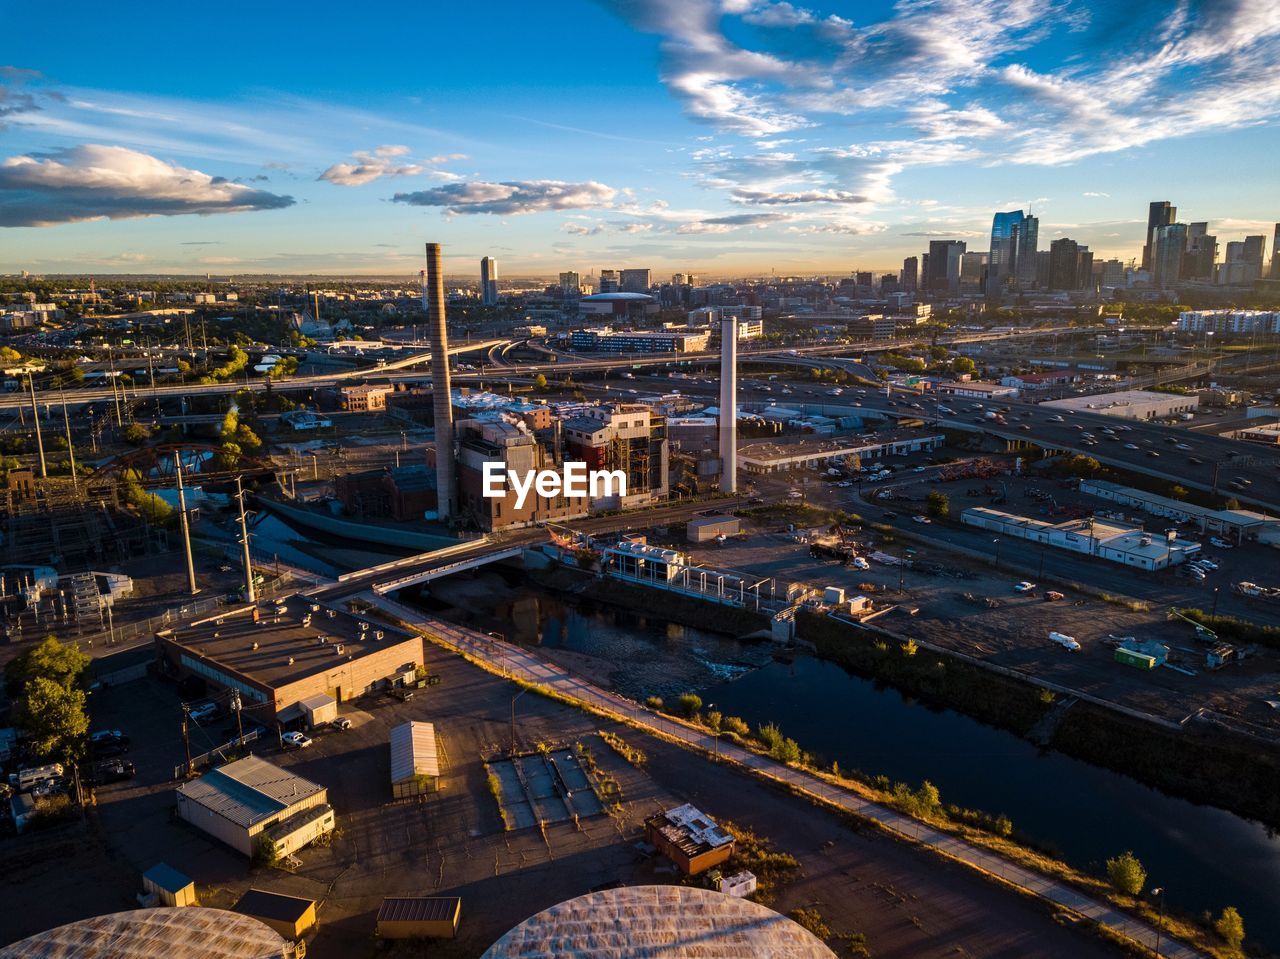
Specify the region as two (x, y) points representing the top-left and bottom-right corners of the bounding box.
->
(1, 0), (1278, 278)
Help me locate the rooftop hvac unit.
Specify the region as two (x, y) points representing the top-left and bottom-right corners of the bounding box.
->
(359, 622), (369, 632)
(334, 644), (344, 655)
(318, 636), (328, 645)
(215, 618), (224, 626)
(251, 642), (259, 651)
(274, 605), (287, 616)
(310, 603), (321, 612)
(374, 631), (384, 640)
(287, 657), (294, 665)
(327, 609), (337, 618)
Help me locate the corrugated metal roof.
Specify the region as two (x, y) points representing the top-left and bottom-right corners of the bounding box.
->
(389, 721), (439, 784)
(0, 907), (288, 959)
(177, 756), (324, 829)
(376, 897), (461, 924)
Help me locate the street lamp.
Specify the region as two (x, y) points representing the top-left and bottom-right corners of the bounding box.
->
(1151, 887), (1166, 958)
(1211, 586), (1220, 618)
(510, 686), (531, 755)
(992, 538), (1002, 572)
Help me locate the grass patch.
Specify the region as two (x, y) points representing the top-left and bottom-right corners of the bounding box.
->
(719, 820), (801, 905)
(485, 766), (510, 832)
(599, 730), (647, 767)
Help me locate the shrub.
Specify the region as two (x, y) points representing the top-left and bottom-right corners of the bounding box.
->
(1215, 906), (1245, 952)
(722, 715), (749, 737)
(677, 692), (703, 718)
(1105, 850), (1147, 896)
(644, 695), (664, 711)
(788, 908), (831, 940)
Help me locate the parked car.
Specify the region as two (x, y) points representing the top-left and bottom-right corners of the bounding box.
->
(1194, 558), (1219, 570)
(852, 557), (870, 570)
(187, 702), (219, 723)
(388, 687), (415, 702)
(1013, 581), (1037, 592)
(913, 466), (927, 473)
(1209, 537), (1234, 549)
(86, 759), (136, 786)
(282, 731), (313, 749)
(912, 515), (931, 524)
(330, 718), (352, 731)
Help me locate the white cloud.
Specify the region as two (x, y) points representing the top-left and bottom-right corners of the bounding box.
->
(394, 179), (618, 216)
(0, 144), (294, 227)
(319, 145), (467, 186)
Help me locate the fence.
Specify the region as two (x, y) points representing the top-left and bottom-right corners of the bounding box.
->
(174, 729), (262, 779)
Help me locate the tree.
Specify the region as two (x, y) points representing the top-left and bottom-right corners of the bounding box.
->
(533, 373), (548, 391)
(1215, 906), (1245, 952)
(1105, 851), (1147, 896)
(951, 356), (976, 376)
(20, 676), (89, 760)
(122, 423), (151, 446)
(5, 636), (90, 697)
(677, 692), (702, 718)
(926, 490), (950, 518)
(1168, 485), (1189, 500)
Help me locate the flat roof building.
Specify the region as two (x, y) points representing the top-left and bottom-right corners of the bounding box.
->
(738, 431), (944, 474)
(644, 803), (735, 875)
(233, 889), (318, 942)
(935, 380), (1020, 399)
(961, 506), (1200, 571)
(155, 595), (423, 719)
(1041, 389), (1198, 420)
(176, 755), (334, 859)
(1080, 480), (1280, 544)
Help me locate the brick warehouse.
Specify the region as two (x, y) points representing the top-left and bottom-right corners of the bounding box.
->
(155, 595), (423, 721)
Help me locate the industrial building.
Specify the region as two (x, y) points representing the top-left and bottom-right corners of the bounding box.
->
(569, 328), (708, 353)
(376, 897), (462, 939)
(644, 803), (736, 875)
(686, 514), (741, 543)
(737, 431), (945, 474)
(0, 908), (298, 959)
(389, 720), (441, 798)
(233, 889), (318, 941)
(934, 380), (1021, 400)
(335, 465), (436, 521)
(1080, 480), (1280, 544)
(339, 384), (395, 412)
(155, 595), (423, 719)
(563, 404), (670, 507)
(1041, 389), (1199, 420)
(481, 886), (836, 959)
(175, 755), (334, 859)
(961, 507), (1201, 570)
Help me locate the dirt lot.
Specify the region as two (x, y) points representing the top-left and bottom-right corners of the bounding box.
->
(1, 636), (1126, 959)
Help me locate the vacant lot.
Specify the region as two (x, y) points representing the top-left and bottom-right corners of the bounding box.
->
(2, 633), (1126, 959)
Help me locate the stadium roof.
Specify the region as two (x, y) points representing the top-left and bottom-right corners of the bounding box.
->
(0, 908), (287, 959)
(580, 292), (653, 301)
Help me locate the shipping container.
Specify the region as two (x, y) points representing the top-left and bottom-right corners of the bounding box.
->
(1114, 647), (1157, 670)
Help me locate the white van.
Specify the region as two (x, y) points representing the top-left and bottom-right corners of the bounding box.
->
(10, 763), (65, 792)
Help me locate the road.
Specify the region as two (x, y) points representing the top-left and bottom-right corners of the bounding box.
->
(368, 593), (1208, 959)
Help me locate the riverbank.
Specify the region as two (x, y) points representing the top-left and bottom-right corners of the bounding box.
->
(798, 610), (1280, 830)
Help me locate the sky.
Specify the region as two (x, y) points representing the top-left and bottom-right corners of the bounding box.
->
(1, 0), (1279, 279)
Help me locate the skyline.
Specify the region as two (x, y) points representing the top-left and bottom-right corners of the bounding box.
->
(2, 0), (1279, 276)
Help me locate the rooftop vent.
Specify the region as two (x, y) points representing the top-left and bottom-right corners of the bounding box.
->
(251, 641), (259, 651)
(288, 657), (294, 665)
(334, 644), (344, 655)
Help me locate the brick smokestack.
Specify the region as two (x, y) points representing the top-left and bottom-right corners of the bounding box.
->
(426, 243), (454, 521)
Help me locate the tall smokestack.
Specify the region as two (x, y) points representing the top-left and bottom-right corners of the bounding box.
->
(426, 243), (455, 521)
(719, 315), (737, 494)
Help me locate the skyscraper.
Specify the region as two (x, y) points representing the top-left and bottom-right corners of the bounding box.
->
(960, 252), (987, 293)
(559, 271), (581, 296)
(1272, 224), (1280, 279)
(480, 256), (499, 306)
(1243, 235), (1266, 282)
(1048, 238), (1092, 291)
(1142, 201), (1176, 272)
(619, 269), (652, 293)
(987, 210), (1039, 292)
(927, 240), (965, 293)
(1151, 223), (1186, 289)
(598, 269), (620, 293)
(901, 256), (918, 292)
(1183, 223), (1216, 281)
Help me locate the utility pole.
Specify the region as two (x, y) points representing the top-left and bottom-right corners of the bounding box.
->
(235, 475), (256, 602)
(61, 392), (77, 495)
(181, 706), (192, 777)
(27, 373), (46, 478)
(174, 452), (198, 596)
(107, 347), (123, 426)
(231, 690), (244, 745)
